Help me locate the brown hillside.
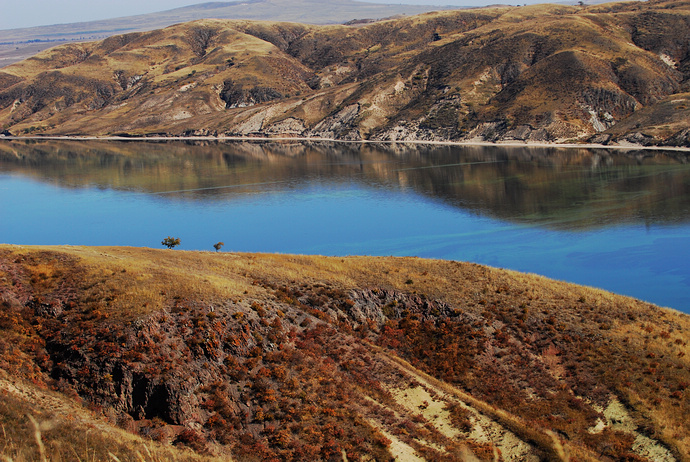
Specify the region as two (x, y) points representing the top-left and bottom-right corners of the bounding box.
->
(1, 245), (689, 461)
(0, 0), (462, 68)
(1, 1), (690, 145)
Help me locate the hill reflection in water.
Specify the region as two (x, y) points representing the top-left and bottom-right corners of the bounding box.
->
(1, 139), (689, 310)
(1, 139), (689, 230)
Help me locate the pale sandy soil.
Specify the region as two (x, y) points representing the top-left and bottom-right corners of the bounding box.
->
(386, 368), (537, 461)
(587, 398), (676, 462)
(359, 343), (544, 461)
(391, 385), (459, 439)
(365, 418), (427, 462)
(2, 135), (690, 152)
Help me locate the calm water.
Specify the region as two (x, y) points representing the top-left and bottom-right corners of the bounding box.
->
(1, 139), (689, 311)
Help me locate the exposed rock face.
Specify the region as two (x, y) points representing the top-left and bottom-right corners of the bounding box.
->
(346, 287), (456, 328)
(308, 103), (362, 140)
(1, 2), (690, 145)
(219, 80), (283, 109)
(263, 117), (306, 135)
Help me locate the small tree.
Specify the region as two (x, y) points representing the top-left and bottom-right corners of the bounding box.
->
(162, 236), (181, 249)
(213, 242), (224, 252)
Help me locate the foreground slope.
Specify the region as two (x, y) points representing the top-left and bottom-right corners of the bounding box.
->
(1, 1), (690, 145)
(1, 245), (689, 461)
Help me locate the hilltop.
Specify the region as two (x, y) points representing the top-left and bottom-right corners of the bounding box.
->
(0, 0), (464, 67)
(1, 0), (690, 146)
(1, 245), (689, 461)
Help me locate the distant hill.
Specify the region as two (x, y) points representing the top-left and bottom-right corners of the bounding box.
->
(1, 0), (690, 146)
(1, 244), (689, 461)
(0, 0), (468, 67)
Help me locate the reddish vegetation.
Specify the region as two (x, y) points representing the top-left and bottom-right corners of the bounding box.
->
(1, 246), (689, 461)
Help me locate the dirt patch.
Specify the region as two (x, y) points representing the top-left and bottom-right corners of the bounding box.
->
(367, 420), (426, 462)
(601, 398), (676, 462)
(391, 385), (459, 439)
(383, 358), (538, 461)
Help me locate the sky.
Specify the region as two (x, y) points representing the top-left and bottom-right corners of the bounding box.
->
(1, 0), (195, 29)
(0, 0), (517, 30)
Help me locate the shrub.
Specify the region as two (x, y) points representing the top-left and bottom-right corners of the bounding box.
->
(161, 236), (181, 249)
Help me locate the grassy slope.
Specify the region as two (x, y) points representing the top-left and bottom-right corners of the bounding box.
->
(1, 245), (689, 461)
(0, 368), (222, 462)
(0, 1), (689, 144)
(0, 0), (465, 69)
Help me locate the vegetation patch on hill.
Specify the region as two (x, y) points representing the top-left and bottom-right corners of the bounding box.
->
(1, 245), (689, 461)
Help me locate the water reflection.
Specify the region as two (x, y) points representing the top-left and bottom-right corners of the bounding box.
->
(1, 139), (689, 230)
(2, 139), (690, 310)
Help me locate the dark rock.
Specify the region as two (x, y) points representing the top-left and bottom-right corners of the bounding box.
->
(623, 131), (657, 146)
(663, 128), (690, 147)
(30, 298), (63, 318)
(504, 125), (534, 141)
(589, 133), (612, 145)
(527, 128), (550, 142)
(220, 80), (282, 109)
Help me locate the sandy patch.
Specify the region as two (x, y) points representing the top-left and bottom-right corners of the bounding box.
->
(391, 385), (459, 439)
(468, 409), (537, 461)
(388, 370), (536, 461)
(368, 421), (426, 462)
(591, 398), (677, 462)
(660, 53), (676, 68)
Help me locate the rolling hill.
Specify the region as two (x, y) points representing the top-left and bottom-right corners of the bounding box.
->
(0, 0), (466, 68)
(1, 1), (690, 145)
(1, 244), (689, 461)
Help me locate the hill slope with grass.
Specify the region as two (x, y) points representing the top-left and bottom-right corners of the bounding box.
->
(0, 0), (462, 68)
(1, 1), (690, 146)
(1, 245), (689, 461)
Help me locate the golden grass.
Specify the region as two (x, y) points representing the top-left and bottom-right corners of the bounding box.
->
(0, 371), (228, 462)
(3, 1), (689, 140)
(4, 243), (687, 324)
(1, 244), (689, 460)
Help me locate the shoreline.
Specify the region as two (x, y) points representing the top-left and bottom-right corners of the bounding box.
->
(2, 134), (690, 152)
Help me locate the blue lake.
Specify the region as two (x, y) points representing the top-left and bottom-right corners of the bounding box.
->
(1, 139), (689, 312)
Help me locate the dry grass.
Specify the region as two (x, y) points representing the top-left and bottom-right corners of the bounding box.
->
(2, 1), (689, 143)
(2, 242), (688, 338)
(1, 244), (689, 460)
(368, 343), (580, 461)
(0, 371), (227, 462)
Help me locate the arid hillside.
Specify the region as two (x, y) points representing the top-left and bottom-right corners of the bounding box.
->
(0, 0), (461, 68)
(1, 1), (690, 146)
(1, 245), (689, 461)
